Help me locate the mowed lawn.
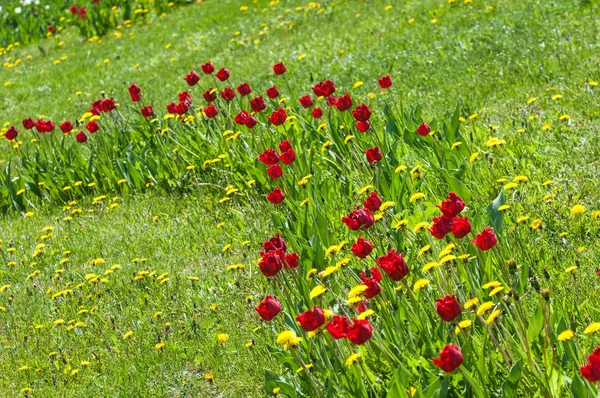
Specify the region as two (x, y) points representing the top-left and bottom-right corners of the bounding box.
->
(0, 0), (599, 396)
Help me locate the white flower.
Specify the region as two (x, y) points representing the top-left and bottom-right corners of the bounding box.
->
(14, 6), (22, 13)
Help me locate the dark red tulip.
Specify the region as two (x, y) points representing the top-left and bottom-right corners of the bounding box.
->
(262, 232), (287, 252)
(352, 103), (372, 121)
(269, 107), (287, 125)
(128, 83), (141, 102)
(436, 295), (462, 322)
(296, 306), (325, 332)
(342, 207), (374, 230)
(375, 249), (409, 281)
(255, 295), (281, 321)
(326, 315), (350, 339)
(215, 67), (230, 81)
(451, 217), (472, 239)
(101, 98), (116, 113)
(266, 85), (279, 99)
(60, 121), (73, 134)
(279, 140), (292, 152)
(234, 110), (251, 125)
(284, 252), (298, 269)
(75, 131), (88, 143)
(203, 104), (219, 118)
(258, 149), (280, 166)
(311, 107), (323, 119)
(273, 62), (287, 75)
(416, 122), (431, 136)
(378, 75), (392, 89)
(258, 250), (283, 277)
(267, 164), (283, 179)
(69, 4), (78, 14)
(5, 126), (18, 141)
(430, 216), (453, 240)
(346, 319), (373, 344)
(326, 96), (338, 108)
(184, 70), (200, 86)
(250, 96), (266, 113)
(299, 95), (313, 108)
(22, 118), (35, 130)
(363, 192), (382, 212)
(335, 93), (352, 111)
(471, 228), (498, 251)
(433, 344), (463, 373)
(237, 83), (252, 97)
(178, 90), (192, 105)
(360, 268), (382, 299)
(581, 347), (600, 382)
(246, 116), (258, 129)
(201, 61), (214, 75)
(86, 121), (99, 133)
(141, 106), (154, 118)
(365, 146), (382, 164)
(221, 87), (235, 101)
(203, 88), (217, 103)
(438, 192), (465, 218)
(356, 120), (371, 133)
(351, 237), (373, 259)
(312, 80), (336, 97)
(267, 187), (285, 204)
(280, 149), (295, 165)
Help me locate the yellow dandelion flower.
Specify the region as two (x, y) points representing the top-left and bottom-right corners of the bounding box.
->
(356, 310), (375, 320)
(306, 269), (318, 280)
(571, 205), (586, 215)
(565, 266), (577, 273)
(413, 278), (430, 292)
(489, 286), (505, 296)
(476, 301), (494, 316)
(348, 284), (368, 298)
(498, 204), (510, 211)
(530, 219), (542, 229)
(418, 245), (431, 256)
(345, 352), (361, 366)
(155, 342), (165, 350)
(309, 285), (327, 299)
(469, 152), (480, 163)
(451, 142), (462, 150)
(409, 192), (425, 203)
(557, 330), (574, 341)
(217, 333), (229, 344)
(123, 331), (134, 339)
(422, 262), (438, 272)
(584, 323), (600, 335)
(395, 165), (407, 173)
(504, 182), (518, 190)
(482, 281), (502, 289)
(414, 221), (429, 233)
(380, 201), (395, 212)
(517, 216), (529, 223)
(394, 219), (408, 230)
(277, 330), (296, 345)
(486, 309), (501, 324)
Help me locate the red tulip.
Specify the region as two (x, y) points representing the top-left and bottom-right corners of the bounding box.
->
(75, 131), (88, 143)
(436, 295), (462, 322)
(335, 93), (352, 111)
(451, 217), (472, 239)
(128, 83), (141, 102)
(342, 207), (374, 230)
(363, 191), (382, 212)
(326, 315), (350, 339)
(279, 140), (292, 152)
(184, 70), (200, 86)
(60, 121), (73, 134)
(433, 344), (463, 373)
(234, 110), (251, 125)
(299, 95), (313, 108)
(352, 103), (372, 121)
(203, 88), (217, 103)
(258, 250), (283, 277)
(284, 252), (299, 269)
(296, 306), (325, 332)
(311, 107), (323, 119)
(346, 319), (373, 345)
(201, 61), (214, 75)
(178, 90), (192, 105)
(429, 216), (452, 240)
(22, 118), (35, 130)
(378, 75), (392, 89)
(312, 80), (336, 97)
(237, 83), (252, 97)
(280, 149), (295, 165)
(580, 347), (600, 382)
(258, 149), (280, 166)
(471, 227), (497, 251)
(250, 96), (266, 113)
(267, 164), (283, 179)
(101, 98), (116, 113)
(262, 232), (287, 252)
(416, 122), (431, 136)
(351, 237), (373, 259)
(246, 116), (258, 129)
(5, 126), (18, 141)
(203, 104), (219, 118)
(360, 268), (382, 299)
(141, 106), (154, 118)
(438, 192), (465, 218)
(85, 121), (99, 134)
(215, 67), (230, 81)
(269, 107), (287, 125)
(267, 187), (285, 204)
(273, 62), (287, 75)
(69, 4), (78, 14)
(375, 249), (409, 281)
(221, 87), (235, 101)
(255, 295), (281, 321)
(266, 85), (279, 99)
(356, 120), (371, 133)
(365, 146), (382, 164)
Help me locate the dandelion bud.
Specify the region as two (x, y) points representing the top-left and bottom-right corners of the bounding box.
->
(540, 288), (550, 301)
(543, 268), (550, 280)
(531, 276), (540, 292)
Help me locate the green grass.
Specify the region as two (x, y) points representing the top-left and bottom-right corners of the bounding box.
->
(1, 0), (600, 396)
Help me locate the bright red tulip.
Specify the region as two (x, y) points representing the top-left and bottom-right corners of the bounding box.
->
(433, 344), (463, 373)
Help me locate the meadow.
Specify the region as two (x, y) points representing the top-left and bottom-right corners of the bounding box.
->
(1, 0), (600, 396)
